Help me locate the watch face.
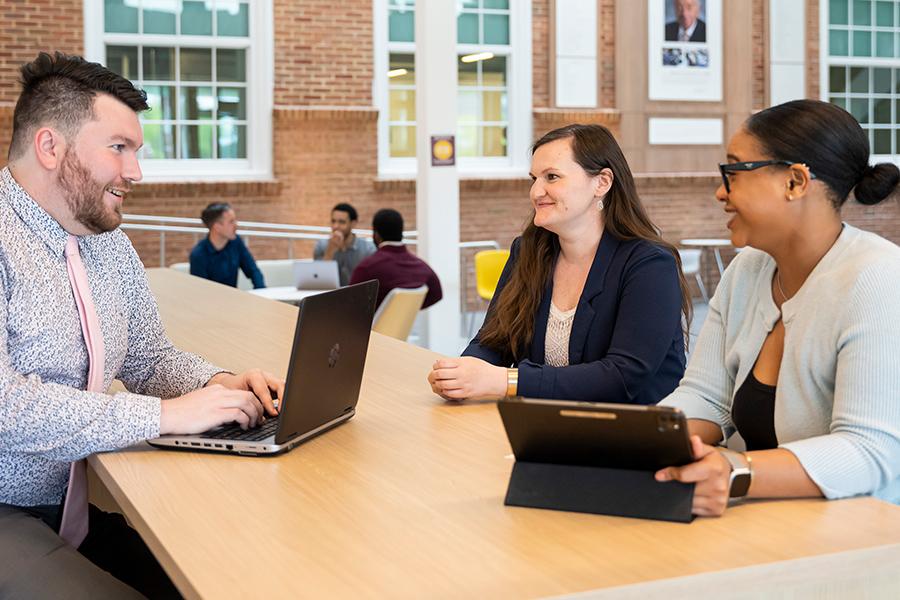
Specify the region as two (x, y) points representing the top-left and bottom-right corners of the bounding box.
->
(730, 472), (752, 498)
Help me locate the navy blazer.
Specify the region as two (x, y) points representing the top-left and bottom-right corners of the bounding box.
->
(463, 231), (686, 404)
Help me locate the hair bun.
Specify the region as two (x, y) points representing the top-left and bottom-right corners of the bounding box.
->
(854, 162), (900, 206)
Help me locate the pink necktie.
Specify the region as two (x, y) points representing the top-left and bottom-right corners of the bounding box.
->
(58, 235), (106, 548)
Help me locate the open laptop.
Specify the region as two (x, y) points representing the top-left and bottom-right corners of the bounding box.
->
(149, 279), (379, 456)
(293, 260), (340, 290)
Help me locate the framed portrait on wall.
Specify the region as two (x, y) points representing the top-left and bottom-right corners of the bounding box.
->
(648, 0), (722, 101)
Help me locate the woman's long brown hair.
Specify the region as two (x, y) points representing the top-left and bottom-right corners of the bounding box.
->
(477, 124), (692, 361)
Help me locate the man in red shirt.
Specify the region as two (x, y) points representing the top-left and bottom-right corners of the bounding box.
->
(350, 209), (442, 309)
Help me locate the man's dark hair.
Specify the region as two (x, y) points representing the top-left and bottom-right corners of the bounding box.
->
(332, 202), (358, 222)
(201, 202), (232, 228)
(372, 208), (404, 242)
(9, 51), (149, 160)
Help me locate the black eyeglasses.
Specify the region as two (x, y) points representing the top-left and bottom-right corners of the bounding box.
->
(718, 160), (817, 193)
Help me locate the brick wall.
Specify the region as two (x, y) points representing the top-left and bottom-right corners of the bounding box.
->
(532, 0), (550, 108)
(0, 0), (83, 104)
(599, 0), (615, 108)
(806, 0), (820, 100)
(273, 0), (373, 106)
(752, 0), (768, 110)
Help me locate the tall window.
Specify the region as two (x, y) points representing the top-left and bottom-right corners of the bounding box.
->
(377, 0), (531, 175)
(824, 0), (900, 158)
(85, 0), (273, 181)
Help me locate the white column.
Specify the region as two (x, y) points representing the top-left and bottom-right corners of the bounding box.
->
(415, 0), (460, 355)
(769, 0), (806, 106)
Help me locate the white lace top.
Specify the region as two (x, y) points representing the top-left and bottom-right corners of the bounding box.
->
(544, 302), (577, 367)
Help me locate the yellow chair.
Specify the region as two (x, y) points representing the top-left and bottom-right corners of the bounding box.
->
(474, 249), (510, 301)
(468, 249), (510, 335)
(372, 285), (429, 341)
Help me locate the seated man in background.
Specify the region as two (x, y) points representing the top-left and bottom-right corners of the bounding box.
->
(190, 202), (265, 289)
(314, 202), (375, 286)
(350, 208), (442, 309)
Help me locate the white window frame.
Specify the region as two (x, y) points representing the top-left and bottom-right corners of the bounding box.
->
(84, 0), (273, 182)
(373, 0), (532, 178)
(820, 0), (900, 165)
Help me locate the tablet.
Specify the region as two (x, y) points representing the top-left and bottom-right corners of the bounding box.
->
(497, 398), (694, 471)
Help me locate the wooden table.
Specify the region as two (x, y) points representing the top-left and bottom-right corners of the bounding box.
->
(246, 285), (325, 304)
(89, 269), (900, 599)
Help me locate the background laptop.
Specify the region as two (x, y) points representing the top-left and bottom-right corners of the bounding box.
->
(150, 279), (378, 456)
(293, 260), (340, 290)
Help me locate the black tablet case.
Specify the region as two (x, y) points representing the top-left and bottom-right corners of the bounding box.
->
(498, 399), (695, 523)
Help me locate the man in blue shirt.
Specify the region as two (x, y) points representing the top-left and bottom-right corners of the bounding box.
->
(189, 202), (265, 289)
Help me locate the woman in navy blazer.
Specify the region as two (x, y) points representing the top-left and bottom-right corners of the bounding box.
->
(428, 124), (690, 404)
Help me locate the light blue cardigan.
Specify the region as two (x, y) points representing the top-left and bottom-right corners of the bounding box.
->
(660, 224), (900, 503)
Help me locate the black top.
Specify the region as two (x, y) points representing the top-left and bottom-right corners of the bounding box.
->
(731, 370), (778, 451)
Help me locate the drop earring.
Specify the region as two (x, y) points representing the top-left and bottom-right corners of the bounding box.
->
(596, 198), (604, 211)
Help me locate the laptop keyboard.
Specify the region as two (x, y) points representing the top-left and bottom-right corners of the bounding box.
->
(205, 416), (281, 442)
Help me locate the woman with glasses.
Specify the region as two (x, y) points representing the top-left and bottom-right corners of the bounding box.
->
(427, 124), (690, 404)
(655, 99), (900, 516)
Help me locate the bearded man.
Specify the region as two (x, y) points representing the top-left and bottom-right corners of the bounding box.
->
(0, 52), (283, 597)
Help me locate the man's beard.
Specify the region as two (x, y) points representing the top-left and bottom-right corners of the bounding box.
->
(58, 150), (127, 234)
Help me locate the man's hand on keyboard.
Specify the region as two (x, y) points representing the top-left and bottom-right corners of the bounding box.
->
(160, 385), (265, 434)
(206, 369), (284, 417)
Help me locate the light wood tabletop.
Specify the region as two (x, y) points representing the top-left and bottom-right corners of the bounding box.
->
(89, 269), (900, 599)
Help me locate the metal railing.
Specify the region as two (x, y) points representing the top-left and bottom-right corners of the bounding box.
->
(120, 213), (499, 267)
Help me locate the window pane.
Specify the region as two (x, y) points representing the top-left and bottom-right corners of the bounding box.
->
(873, 128), (891, 153)
(389, 53), (415, 84)
(852, 0), (872, 25)
(389, 9), (415, 42)
(830, 0), (849, 25)
(217, 2), (249, 37)
(143, 47), (175, 81)
(182, 0), (213, 35)
(180, 86), (214, 120)
(482, 56), (507, 86)
(218, 123), (246, 158)
(458, 90), (479, 122)
(830, 30), (849, 56)
(458, 56), (478, 86)
(482, 125), (507, 157)
(876, 1), (894, 25)
(850, 66), (869, 92)
(873, 67), (891, 93)
(143, 0), (177, 34)
(482, 90), (507, 121)
(458, 13), (478, 44)
(143, 85), (176, 120)
(217, 87), (246, 119)
(141, 123), (176, 159)
(217, 49), (246, 82)
(874, 98), (891, 123)
(105, 0), (138, 33)
(390, 89), (416, 121)
(180, 124), (215, 158)
(829, 66), (847, 93)
(484, 14), (509, 45)
(876, 31), (894, 57)
(107, 45), (137, 79)
(484, 0), (509, 8)
(461, 0), (479, 7)
(830, 96), (847, 109)
(852, 30), (872, 56)
(850, 97), (870, 122)
(389, 125), (416, 157)
(458, 125), (478, 157)
(181, 48), (212, 81)
(895, 69), (900, 92)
